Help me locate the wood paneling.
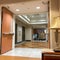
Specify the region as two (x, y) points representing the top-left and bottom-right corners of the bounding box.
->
(2, 8), (13, 32)
(1, 7), (13, 54)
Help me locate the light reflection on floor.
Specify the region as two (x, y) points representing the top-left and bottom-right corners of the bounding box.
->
(2, 48), (53, 58)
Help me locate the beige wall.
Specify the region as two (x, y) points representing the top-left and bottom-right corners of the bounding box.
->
(16, 18), (33, 41)
(25, 27), (32, 40)
(58, 0), (60, 47)
(16, 18), (26, 42)
(50, 0), (59, 49)
(12, 15), (15, 49)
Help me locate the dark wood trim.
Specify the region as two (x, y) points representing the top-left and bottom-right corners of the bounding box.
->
(42, 52), (60, 60)
(48, 1), (50, 48)
(25, 40), (31, 42)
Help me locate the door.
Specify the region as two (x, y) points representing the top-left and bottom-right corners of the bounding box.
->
(15, 23), (17, 44)
(22, 26), (25, 41)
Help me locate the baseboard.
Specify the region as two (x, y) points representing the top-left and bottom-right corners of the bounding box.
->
(15, 40), (31, 44)
(15, 41), (25, 44)
(25, 40), (31, 42)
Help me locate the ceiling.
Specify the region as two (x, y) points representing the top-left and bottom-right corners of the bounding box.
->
(18, 12), (48, 24)
(0, 0), (49, 4)
(32, 24), (47, 28)
(0, 0), (49, 25)
(1, 0), (49, 15)
(25, 12), (48, 20)
(0, 0), (40, 4)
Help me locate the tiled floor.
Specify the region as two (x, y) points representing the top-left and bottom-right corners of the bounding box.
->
(2, 48), (53, 58)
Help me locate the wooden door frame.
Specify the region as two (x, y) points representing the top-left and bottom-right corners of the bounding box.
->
(48, 1), (50, 48)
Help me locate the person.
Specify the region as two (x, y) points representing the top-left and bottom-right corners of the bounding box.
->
(33, 33), (38, 40)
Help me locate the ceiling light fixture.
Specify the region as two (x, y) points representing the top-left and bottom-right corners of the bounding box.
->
(39, 20), (46, 22)
(18, 15), (29, 23)
(23, 15), (30, 21)
(36, 7), (40, 9)
(16, 9), (20, 11)
(30, 22), (48, 24)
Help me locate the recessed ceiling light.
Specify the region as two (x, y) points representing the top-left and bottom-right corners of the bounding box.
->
(16, 9), (20, 11)
(36, 7), (40, 9)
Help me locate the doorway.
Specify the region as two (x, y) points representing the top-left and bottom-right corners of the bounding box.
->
(22, 26), (25, 41)
(15, 22), (25, 46)
(15, 13), (49, 48)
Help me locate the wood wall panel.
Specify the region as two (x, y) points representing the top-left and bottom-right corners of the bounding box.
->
(2, 8), (13, 32)
(1, 7), (13, 54)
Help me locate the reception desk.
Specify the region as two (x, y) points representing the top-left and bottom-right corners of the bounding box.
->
(42, 52), (60, 60)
